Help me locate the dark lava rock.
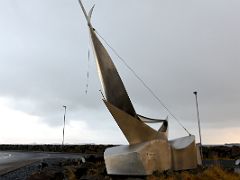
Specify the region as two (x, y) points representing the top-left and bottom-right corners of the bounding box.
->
(75, 162), (95, 178)
(40, 162), (48, 170)
(27, 169), (64, 180)
(86, 155), (104, 163)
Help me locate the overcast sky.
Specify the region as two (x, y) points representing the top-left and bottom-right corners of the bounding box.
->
(0, 0), (239, 145)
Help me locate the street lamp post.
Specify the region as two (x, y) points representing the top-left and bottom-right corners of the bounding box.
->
(193, 91), (203, 159)
(62, 105), (67, 147)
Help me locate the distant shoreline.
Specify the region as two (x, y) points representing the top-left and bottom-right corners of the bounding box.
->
(0, 144), (115, 155)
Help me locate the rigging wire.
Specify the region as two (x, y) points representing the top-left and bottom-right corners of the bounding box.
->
(94, 29), (191, 135)
(85, 48), (90, 94)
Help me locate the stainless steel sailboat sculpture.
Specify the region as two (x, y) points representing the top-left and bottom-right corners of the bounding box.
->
(78, 1), (201, 175)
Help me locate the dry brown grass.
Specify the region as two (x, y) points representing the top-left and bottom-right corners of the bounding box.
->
(199, 166), (240, 180)
(147, 166), (240, 180)
(64, 166), (77, 180)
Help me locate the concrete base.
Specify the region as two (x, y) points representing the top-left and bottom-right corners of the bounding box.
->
(104, 139), (171, 175)
(170, 136), (198, 170)
(104, 136), (200, 175)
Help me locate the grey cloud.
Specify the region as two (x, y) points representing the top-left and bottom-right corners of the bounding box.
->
(0, 0), (240, 136)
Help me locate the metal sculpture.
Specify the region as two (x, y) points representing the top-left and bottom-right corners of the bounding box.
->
(78, 1), (201, 175)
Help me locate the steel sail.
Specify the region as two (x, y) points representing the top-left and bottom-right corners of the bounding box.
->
(89, 28), (137, 118)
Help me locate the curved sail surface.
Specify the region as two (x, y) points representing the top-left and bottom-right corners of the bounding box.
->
(89, 28), (137, 117)
(78, 0), (137, 117)
(78, 1), (136, 117)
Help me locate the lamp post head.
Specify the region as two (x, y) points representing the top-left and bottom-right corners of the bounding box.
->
(63, 105), (66, 109)
(193, 91), (197, 95)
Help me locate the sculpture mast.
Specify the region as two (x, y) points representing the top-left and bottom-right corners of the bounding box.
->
(78, 0), (137, 118)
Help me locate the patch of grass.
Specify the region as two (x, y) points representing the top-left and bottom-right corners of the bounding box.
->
(147, 166), (240, 180)
(200, 166), (239, 180)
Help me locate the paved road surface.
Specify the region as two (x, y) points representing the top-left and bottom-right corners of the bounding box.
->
(0, 151), (83, 175)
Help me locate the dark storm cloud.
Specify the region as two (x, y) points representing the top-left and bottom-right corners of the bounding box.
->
(0, 0), (240, 133)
